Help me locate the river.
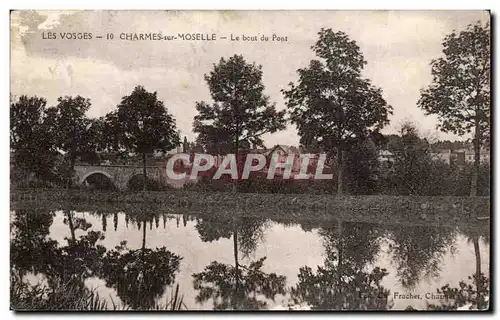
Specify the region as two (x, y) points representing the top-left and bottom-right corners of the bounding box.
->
(10, 207), (490, 310)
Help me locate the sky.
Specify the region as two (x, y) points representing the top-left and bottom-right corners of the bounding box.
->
(10, 10), (490, 148)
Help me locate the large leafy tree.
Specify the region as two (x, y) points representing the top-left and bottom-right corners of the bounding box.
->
(10, 95), (59, 183)
(44, 96), (99, 188)
(379, 122), (457, 196)
(387, 122), (434, 195)
(344, 137), (380, 195)
(283, 28), (392, 195)
(79, 117), (106, 165)
(418, 22), (490, 196)
(109, 85), (180, 190)
(193, 55), (286, 189)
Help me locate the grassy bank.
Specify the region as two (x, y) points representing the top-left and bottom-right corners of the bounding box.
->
(11, 189), (490, 227)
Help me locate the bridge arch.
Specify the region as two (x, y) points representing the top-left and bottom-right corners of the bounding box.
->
(80, 170), (114, 185)
(74, 164), (166, 191)
(127, 173), (149, 190)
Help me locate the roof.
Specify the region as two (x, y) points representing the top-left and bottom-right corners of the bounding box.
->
(266, 145), (300, 155)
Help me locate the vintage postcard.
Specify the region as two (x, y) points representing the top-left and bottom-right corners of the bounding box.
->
(10, 10), (490, 311)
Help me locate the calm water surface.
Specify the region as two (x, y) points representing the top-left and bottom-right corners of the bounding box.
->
(10, 208), (490, 310)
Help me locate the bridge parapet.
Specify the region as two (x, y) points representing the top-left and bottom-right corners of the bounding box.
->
(75, 164), (165, 190)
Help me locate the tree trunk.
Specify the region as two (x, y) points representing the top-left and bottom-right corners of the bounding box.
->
(233, 135), (239, 193)
(142, 220), (147, 250)
(336, 148), (344, 195)
(473, 236), (483, 307)
(470, 120), (481, 197)
(66, 156), (76, 190)
(142, 152), (147, 191)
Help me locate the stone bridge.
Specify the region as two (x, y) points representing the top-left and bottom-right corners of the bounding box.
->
(74, 164), (166, 190)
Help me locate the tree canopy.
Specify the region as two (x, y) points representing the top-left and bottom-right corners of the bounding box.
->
(282, 28), (392, 194)
(418, 21), (490, 196)
(10, 95), (59, 181)
(110, 85), (180, 155)
(193, 54), (286, 155)
(418, 22), (490, 142)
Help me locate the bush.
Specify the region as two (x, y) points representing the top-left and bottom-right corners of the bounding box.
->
(127, 175), (172, 191)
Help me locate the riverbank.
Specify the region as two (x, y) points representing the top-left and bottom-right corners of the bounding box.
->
(11, 189), (490, 227)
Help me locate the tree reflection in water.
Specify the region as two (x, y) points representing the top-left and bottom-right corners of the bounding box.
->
(100, 239), (182, 310)
(386, 225), (456, 289)
(11, 209), (108, 310)
(424, 224), (489, 311)
(193, 216), (286, 310)
(10, 207), (490, 311)
(11, 209), (58, 278)
(291, 220), (392, 310)
(11, 208), (184, 310)
(99, 208), (183, 310)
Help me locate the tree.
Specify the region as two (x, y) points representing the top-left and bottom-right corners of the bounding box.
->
(78, 117), (106, 165)
(193, 55), (286, 191)
(380, 121), (459, 196)
(387, 122), (434, 195)
(282, 29), (392, 195)
(10, 95), (59, 183)
(110, 85), (180, 190)
(418, 21), (490, 197)
(44, 96), (97, 188)
(344, 138), (380, 195)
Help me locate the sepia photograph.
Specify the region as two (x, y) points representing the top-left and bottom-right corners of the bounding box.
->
(9, 9), (491, 311)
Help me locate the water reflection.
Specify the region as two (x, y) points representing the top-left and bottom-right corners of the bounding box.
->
(97, 207), (181, 310)
(11, 209), (57, 278)
(291, 221), (391, 310)
(386, 225), (457, 289)
(10, 207), (490, 311)
(424, 225), (490, 311)
(193, 216), (286, 309)
(11, 209), (107, 310)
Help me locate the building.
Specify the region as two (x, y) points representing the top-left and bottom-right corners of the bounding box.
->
(430, 149), (451, 165)
(265, 145), (301, 175)
(465, 149), (490, 164)
(378, 147), (490, 167)
(264, 145), (332, 178)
